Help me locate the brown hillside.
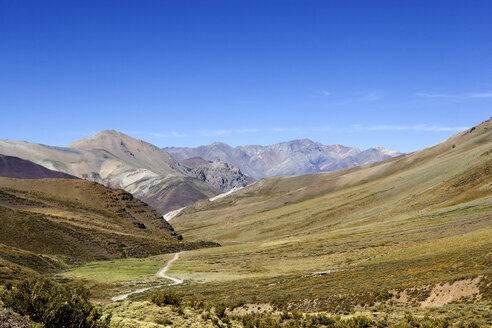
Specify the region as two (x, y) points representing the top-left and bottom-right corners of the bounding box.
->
(0, 177), (217, 281)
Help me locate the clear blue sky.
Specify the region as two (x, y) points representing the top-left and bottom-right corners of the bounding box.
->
(1, 0), (490, 153)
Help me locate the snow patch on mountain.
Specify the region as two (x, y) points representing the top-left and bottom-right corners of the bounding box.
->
(163, 207), (186, 221)
(209, 186), (244, 201)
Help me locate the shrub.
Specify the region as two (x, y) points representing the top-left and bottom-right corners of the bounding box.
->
(187, 296), (208, 310)
(173, 305), (184, 315)
(280, 311), (291, 320)
(341, 316), (373, 328)
(215, 303), (227, 319)
(155, 317), (172, 325)
(310, 313), (336, 326)
(201, 311), (211, 321)
(284, 319), (301, 328)
(151, 290), (181, 306)
(467, 322), (480, 328)
(0, 277), (110, 328)
(394, 315), (451, 328)
(239, 312), (281, 328)
(4, 281), (12, 290)
(291, 309), (303, 320)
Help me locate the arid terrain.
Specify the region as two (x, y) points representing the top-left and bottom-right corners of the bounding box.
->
(2, 0), (490, 326)
(9, 118), (485, 327)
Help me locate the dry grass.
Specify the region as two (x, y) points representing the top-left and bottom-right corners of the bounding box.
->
(2, 120), (491, 326)
(156, 119), (492, 312)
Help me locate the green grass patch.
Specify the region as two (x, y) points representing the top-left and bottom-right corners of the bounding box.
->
(65, 256), (171, 283)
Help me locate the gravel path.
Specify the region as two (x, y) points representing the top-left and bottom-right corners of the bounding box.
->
(111, 252), (183, 302)
(156, 252), (183, 284)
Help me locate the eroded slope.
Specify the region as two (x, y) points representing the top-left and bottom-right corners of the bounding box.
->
(0, 177), (217, 281)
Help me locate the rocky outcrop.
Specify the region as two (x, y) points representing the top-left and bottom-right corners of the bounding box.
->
(181, 157), (255, 192)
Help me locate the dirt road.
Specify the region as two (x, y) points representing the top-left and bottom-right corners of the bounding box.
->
(111, 252), (183, 302)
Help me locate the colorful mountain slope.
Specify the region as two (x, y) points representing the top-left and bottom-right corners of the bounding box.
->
(165, 139), (401, 179)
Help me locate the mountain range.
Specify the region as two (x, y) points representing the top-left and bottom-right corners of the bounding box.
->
(0, 118), (490, 325)
(165, 139), (401, 179)
(0, 131), (399, 214)
(168, 118), (492, 313)
(0, 130), (251, 213)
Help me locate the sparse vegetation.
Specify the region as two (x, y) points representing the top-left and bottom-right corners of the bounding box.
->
(103, 299), (492, 328)
(151, 290), (181, 307)
(214, 303), (226, 319)
(1, 276), (110, 327)
(0, 120), (491, 327)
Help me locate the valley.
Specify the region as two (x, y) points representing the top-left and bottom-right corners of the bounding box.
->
(21, 118), (489, 327)
(2, 1), (490, 326)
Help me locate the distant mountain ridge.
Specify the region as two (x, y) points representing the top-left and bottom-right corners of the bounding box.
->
(0, 130), (254, 213)
(69, 130), (254, 192)
(0, 131), (213, 213)
(0, 131), (397, 212)
(165, 139), (402, 179)
(0, 154), (78, 180)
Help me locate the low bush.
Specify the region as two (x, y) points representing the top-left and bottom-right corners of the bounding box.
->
(392, 315), (450, 328)
(154, 317), (172, 325)
(230, 311), (477, 328)
(215, 303), (227, 319)
(151, 290), (181, 306)
(239, 312), (282, 328)
(455, 321), (480, 328)
(0, 277), (110, 328)
(341, 316), (374, 328)
(187, 296), (208, 310)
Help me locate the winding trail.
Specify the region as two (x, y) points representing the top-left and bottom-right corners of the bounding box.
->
(111, 252), (183, 302)
(156, 252), (183, 284)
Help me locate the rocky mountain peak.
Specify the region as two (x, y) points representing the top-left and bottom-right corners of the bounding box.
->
(166, 140), (402, 179)
(0, 131), (225, 214)
(179, 157), (254, 192)
(68, 130), (188, 176)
